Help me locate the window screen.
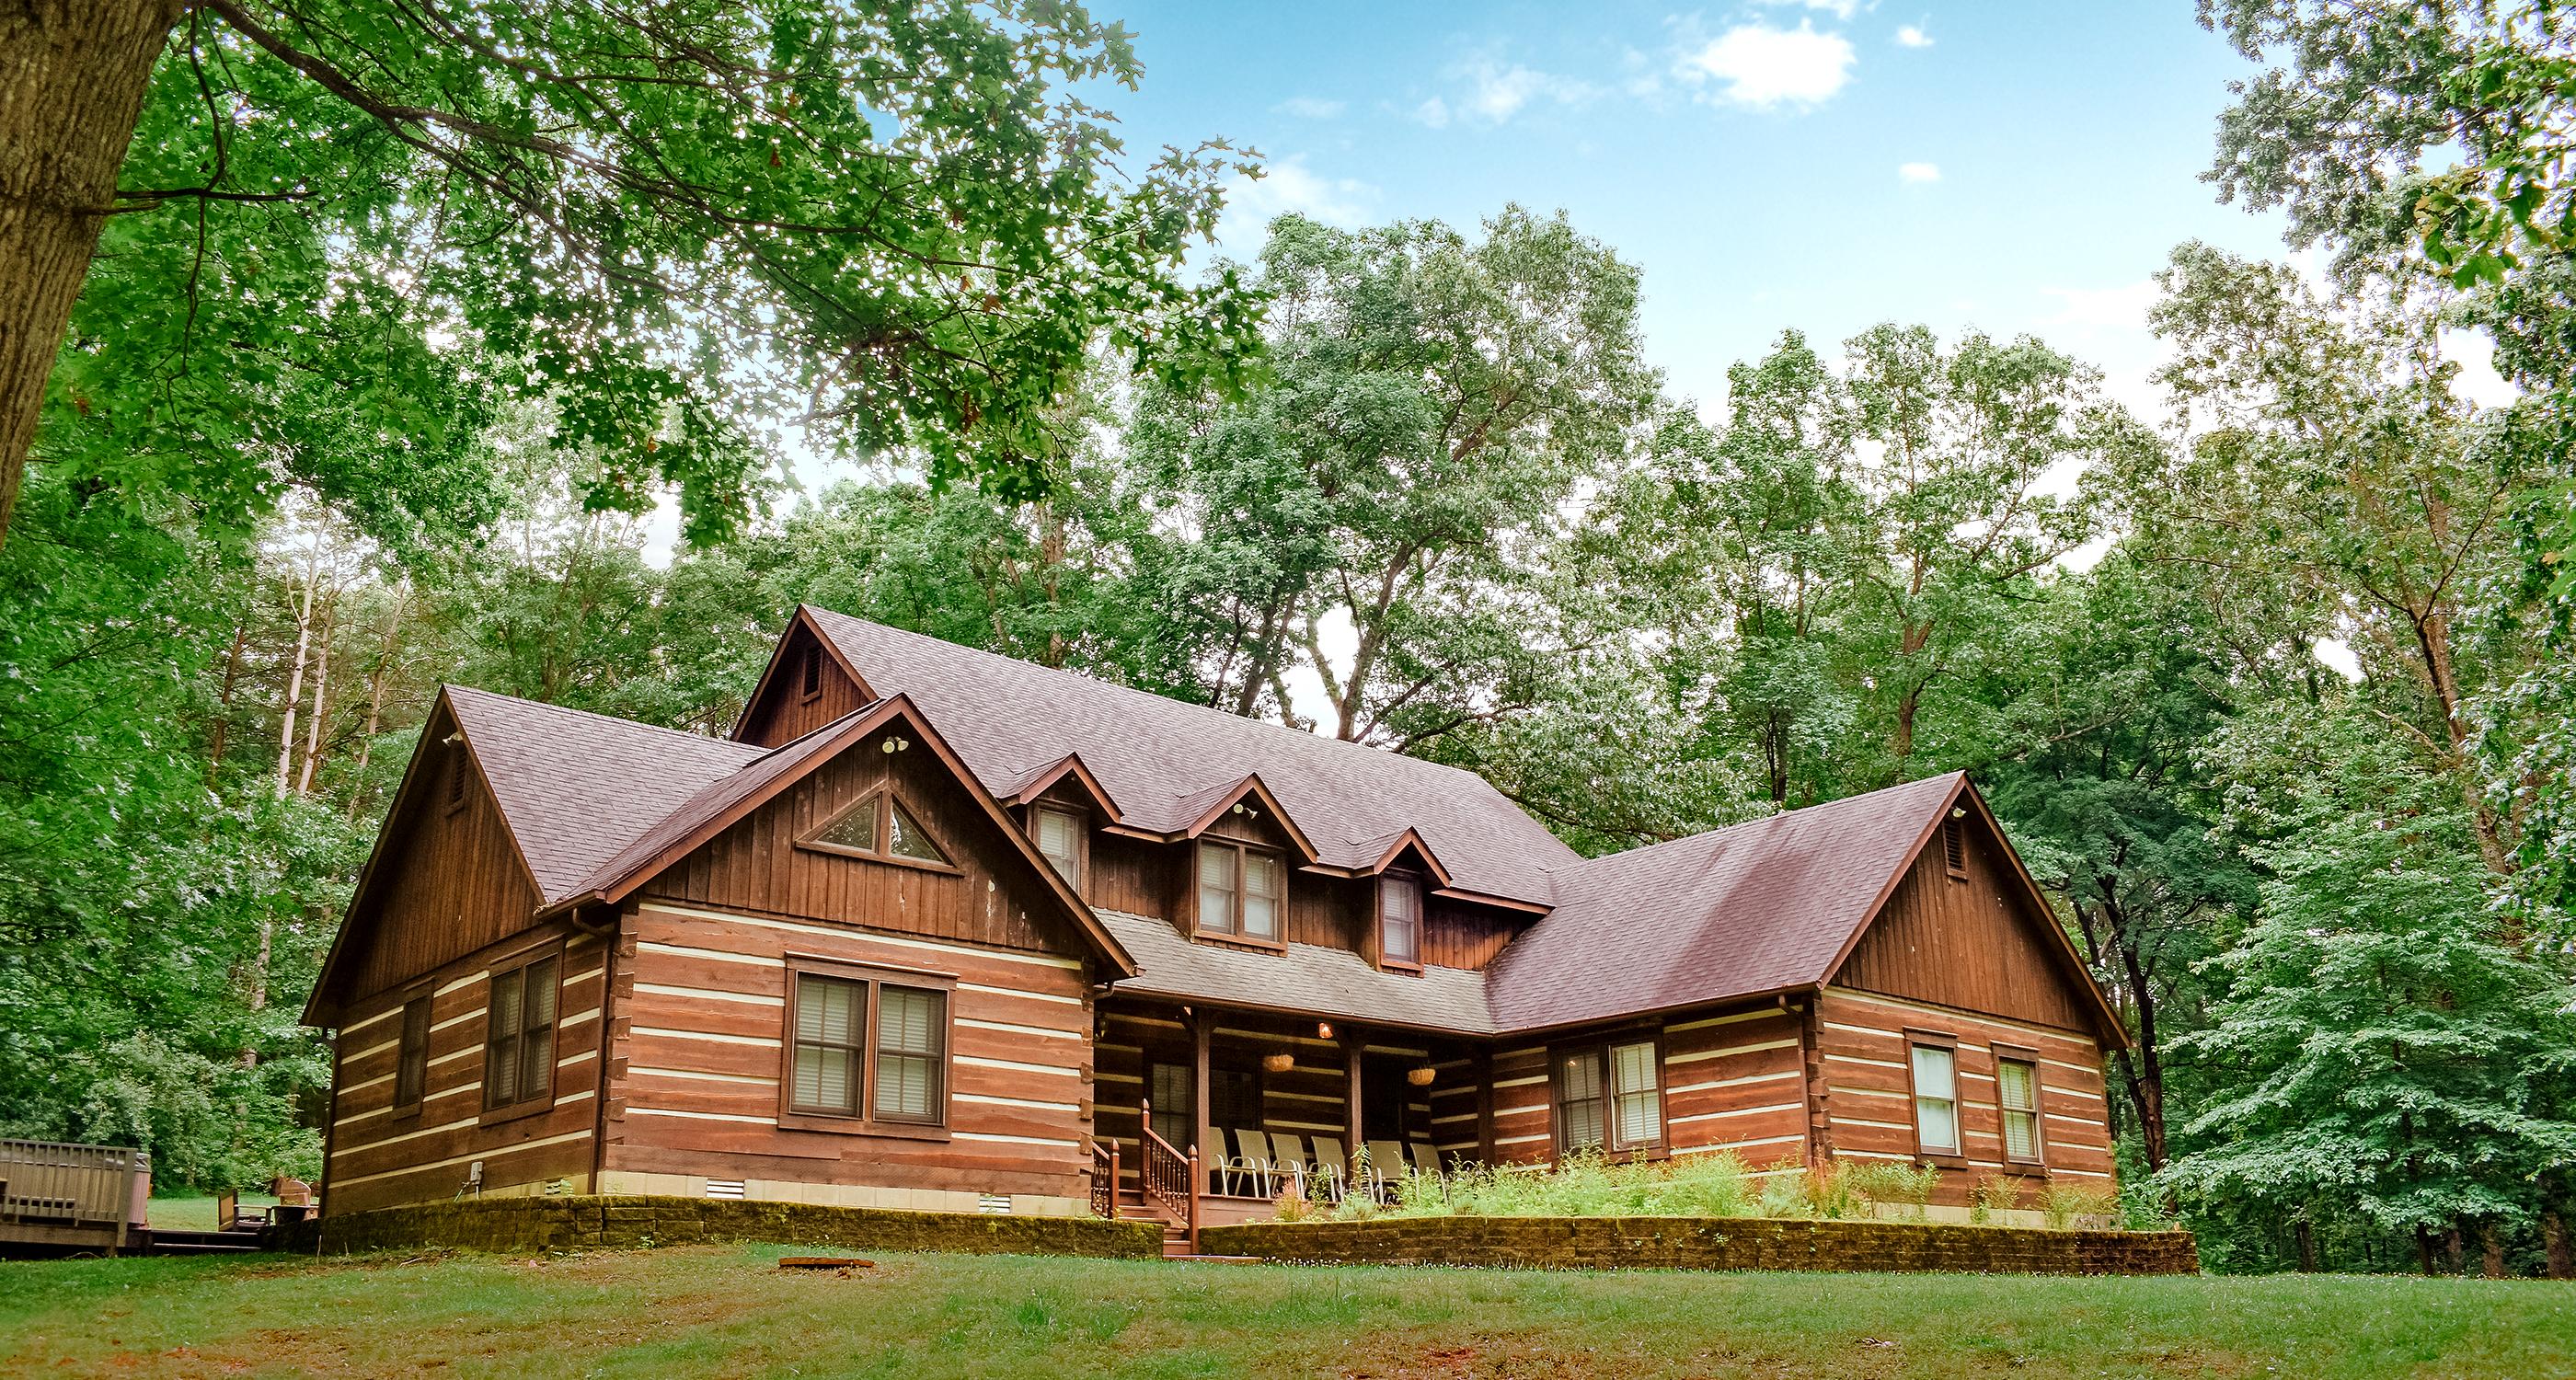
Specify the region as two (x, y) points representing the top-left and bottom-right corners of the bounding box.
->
(1998, 1058), (2041, 1160)
(1241, 853), (1282, 939)
(1195, 842), (1238, 934)
(792, 974), (865, 1116)
(872, 986), (945, 1121)
(1035, 806), (1081, 886)
(1558, 1049), (1605, 1153)
(483, 956), (558, 1110)
(1610, 1041), (1662, 1147)
(394, 996), (431, 1110)
(1149, 1062), (1193, 1148)
(1912, 1043), (1960, 1154)
(1382, 875), (1421, 964)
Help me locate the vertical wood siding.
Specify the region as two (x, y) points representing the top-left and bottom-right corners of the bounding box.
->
(738, 624), (872, 748)
(1834, 815), (2094, 1032)
(639, 738), (1071, 958)
(345, 704), (545, 1002)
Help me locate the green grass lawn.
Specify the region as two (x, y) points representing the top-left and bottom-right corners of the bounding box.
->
(142, 1194), (281, 1233)
(3, 1244), (2570, 1379)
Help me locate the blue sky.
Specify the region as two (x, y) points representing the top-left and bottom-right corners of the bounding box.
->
(1098, 0), (2297, 416)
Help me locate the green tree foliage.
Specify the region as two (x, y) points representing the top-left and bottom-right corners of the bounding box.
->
(18, 0), (1260, 552)
(2162, 701), (2576, 1271)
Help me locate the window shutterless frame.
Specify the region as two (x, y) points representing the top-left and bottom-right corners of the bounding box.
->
(1549, 1031), (1667, 1158)
(390, 990), (433, 1117)
(479, 941), (565, 1124)
(1378, 872), (1423, 971)
(1993, 1042), (2047, 1168)
(1191, 838), (1285, 947)
(1902, 1027), (1964, 1163)
(1032, 803), (1086, 892)
(777, 955), (956, 1139)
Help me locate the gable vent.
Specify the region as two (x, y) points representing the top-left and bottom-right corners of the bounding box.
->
(1942, 815), (1968, 877)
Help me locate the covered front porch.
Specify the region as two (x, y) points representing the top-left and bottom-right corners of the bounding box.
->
(1089, 997), (1497, 1238)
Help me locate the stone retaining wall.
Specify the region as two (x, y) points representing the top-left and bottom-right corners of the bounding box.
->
(1197, 1216), (2199, 1276)
(280, 1195), (1162, 1259)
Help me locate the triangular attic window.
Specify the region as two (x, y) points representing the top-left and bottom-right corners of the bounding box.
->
(888, 799), (949, 865)
(813, 796), (879, 852)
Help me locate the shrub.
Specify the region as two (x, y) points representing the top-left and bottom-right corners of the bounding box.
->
(2041, 1181), (2121, 1230)
(1968, 1173), (2019, 1225)
(1271, 1181), (1315, 1224)
(1848, 1161), (1941, 1220)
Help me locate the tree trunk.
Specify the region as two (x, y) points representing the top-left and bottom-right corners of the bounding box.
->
(2545, 1208), (2571, 1281)
(2417, 1225), (2437, 1276)
(0, 0), (184, 550)
(294, 592), (333, 795)
(347, 585), (404, 819)
(2295, 1217), (2317, 1273)
(275, 558), (316, 799)
(2482, 1221), (2507, 1280)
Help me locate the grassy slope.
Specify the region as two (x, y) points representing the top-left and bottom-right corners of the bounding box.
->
(2, 1244), (2570, 1379)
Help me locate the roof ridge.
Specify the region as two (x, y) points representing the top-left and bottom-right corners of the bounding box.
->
(799, 604), (1511, 789)
(1549, 772), (1966, 875)
(443, 683), (760, 753)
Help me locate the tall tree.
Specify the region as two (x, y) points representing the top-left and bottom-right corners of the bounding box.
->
(3, 0), (1260, 552)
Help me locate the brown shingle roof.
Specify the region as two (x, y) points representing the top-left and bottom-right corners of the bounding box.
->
(799, 607), (1580, 903)
(1098, 911), (1498, 1036)
(1484, 774), (1966, 1031)
(446, 684), (763, 904)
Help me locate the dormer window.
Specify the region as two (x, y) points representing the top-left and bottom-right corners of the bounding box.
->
(1195, 839), (1282, 943)
(1033, 804), (1084, 891)
(800, 789), (955, 870)
(1379, 872), (1422, 969)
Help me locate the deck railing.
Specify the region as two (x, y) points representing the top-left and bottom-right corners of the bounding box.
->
(1135, 1099), (1199, 1253)
(1, 1139), (150, 1255)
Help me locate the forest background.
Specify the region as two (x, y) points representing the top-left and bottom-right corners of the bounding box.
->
(3, 0), (2574, 1277)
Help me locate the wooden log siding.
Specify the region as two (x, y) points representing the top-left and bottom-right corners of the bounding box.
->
(1486, 1044), (1553, 1164)
(1658, 1006), (1811, 1167)
(1812, 987), (2115, 1202)
(322, 925), (609, 1214)
(600, 903), (1095, 1206)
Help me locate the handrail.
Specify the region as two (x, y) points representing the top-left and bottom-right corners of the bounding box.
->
(1088, 1137), (1120, 1220)
(1136, 1099), (1201, 1253)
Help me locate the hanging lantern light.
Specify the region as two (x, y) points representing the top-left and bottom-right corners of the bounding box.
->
(1263, 1052), (1295, 1075)
(1407, 1065), (1436, 1087)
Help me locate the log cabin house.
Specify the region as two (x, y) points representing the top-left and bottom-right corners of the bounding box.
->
(306, 605), (2127, 1240)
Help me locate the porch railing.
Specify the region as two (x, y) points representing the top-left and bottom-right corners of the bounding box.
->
(1136, 1098), (1199, 1254)
(1, 1139), (150, 1256)
(1088, 1137), (1120, 1220)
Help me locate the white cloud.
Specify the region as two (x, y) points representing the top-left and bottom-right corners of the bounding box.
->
(1761, 0), (1870, 18)
(1274, 96), (1346, 120)
(1898, 161), (1940, 183)
(1895, 23), (1933, 47)
(1451, 55), (1599, 125)
(1214, 154), (1378, 250)
(1413, 96), (1451, 129)
(1675, 22), (1857, 109)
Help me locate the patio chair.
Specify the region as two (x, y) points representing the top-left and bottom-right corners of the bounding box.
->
(1215, 1128), (1269, 1197)
(1406, 1142), (1443, 1179)
(1267, 1133), (1315, 1201)
(1366, 1140), (1409, 1202)
(1307, 1137), (1353, 1202)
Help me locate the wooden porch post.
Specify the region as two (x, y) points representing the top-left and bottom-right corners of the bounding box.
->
(1475, 1047), (1495, 1167)
(1343, 1038), (1364, 1163)
(1190, 1011), (1213, 1186)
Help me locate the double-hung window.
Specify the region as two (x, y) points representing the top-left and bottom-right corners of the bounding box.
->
(392, 995), (432, 1113)
(1910, 1040), (1961, 1156)
(784, 961), (951, 1133)
(1034, 804), (1084, 891)
(1555, 1037), (1663, 1156)
(1379, 873), (1422, 968)
(483, 952), (560, 1115)
(1995, 1052), (2044, 1164)
(1194, 839), (1282, 943)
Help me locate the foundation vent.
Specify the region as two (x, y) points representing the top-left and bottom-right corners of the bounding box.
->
(705, 1179), (747, 1200)
(978, 1193), (1012, 1215)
